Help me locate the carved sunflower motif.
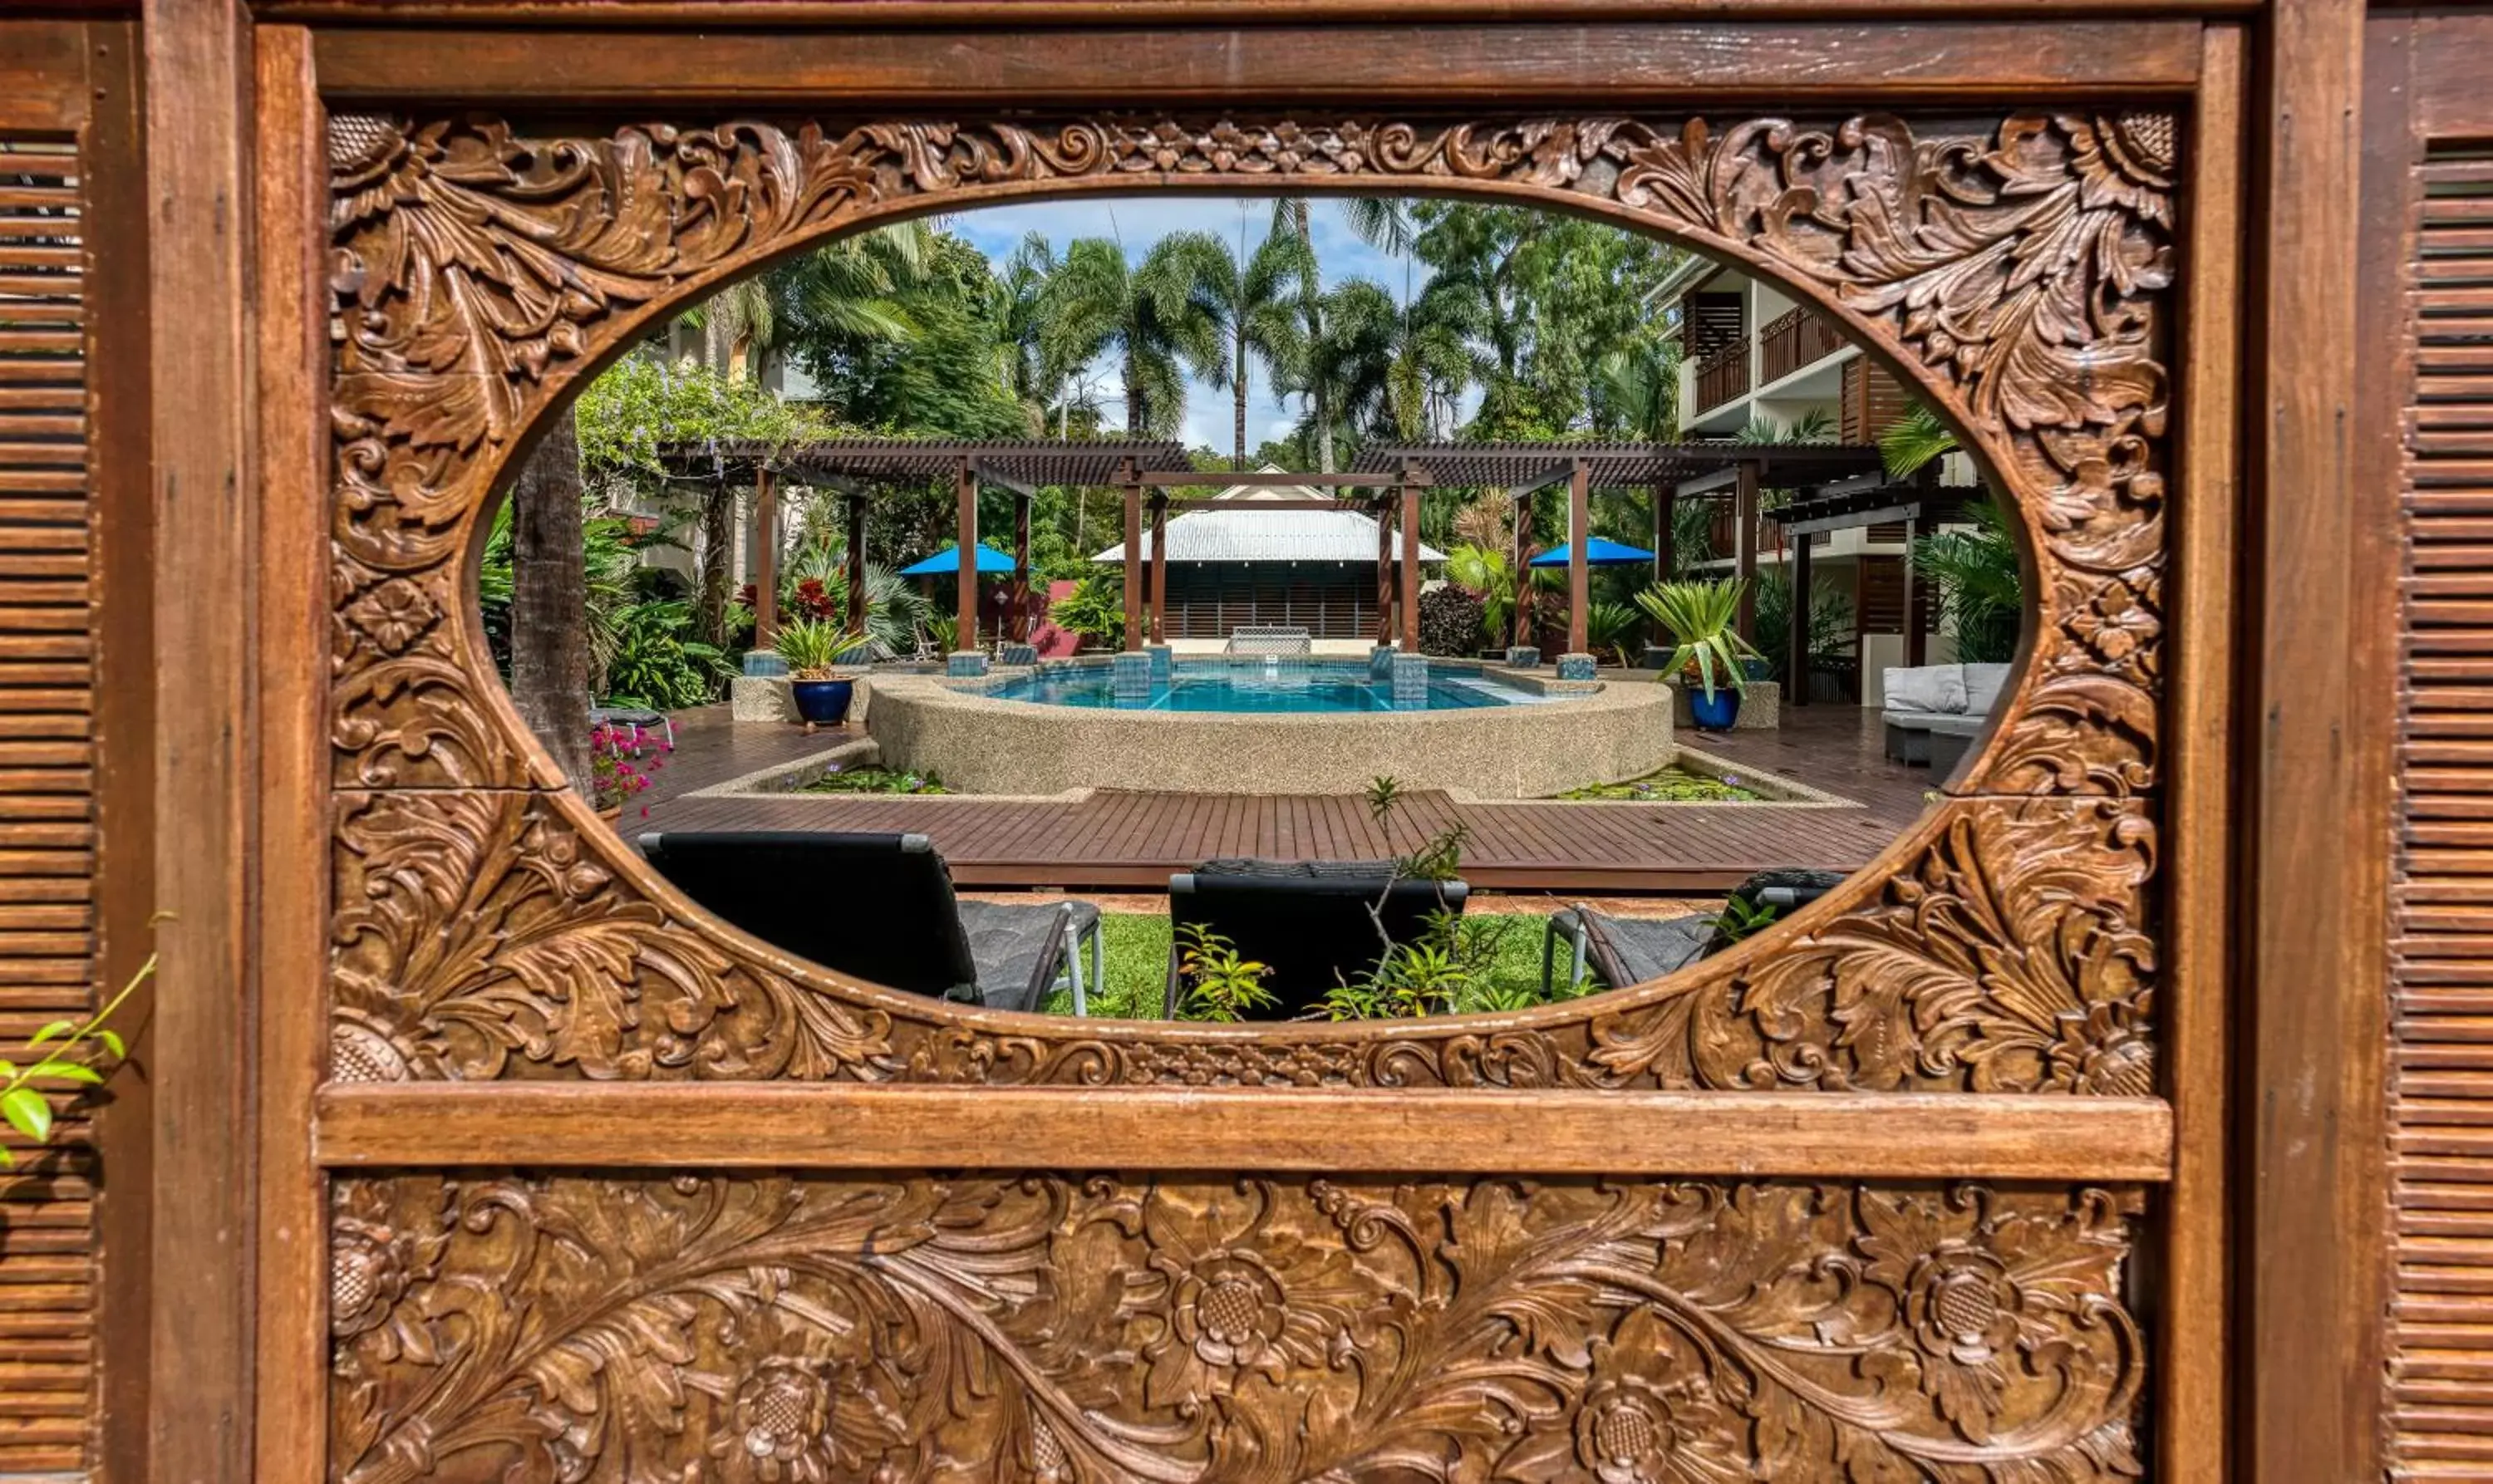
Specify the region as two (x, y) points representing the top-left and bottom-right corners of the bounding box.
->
(1905, 1246), (2022, 1369)
(2071, 111), (2177, 224)
(1122, 1182), (1374, 1408)
(712, 1356), (836, 1484)
(1574, 1373), (1745, 1484)
(2050, 997), (2156, 1097)
(342, 577), (439, 656)
(327, 1184), (447, 1363)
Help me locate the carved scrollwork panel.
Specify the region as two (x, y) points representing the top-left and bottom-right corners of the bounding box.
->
(327, 110), (2173, 797)
(331, 1172), (2146, 1483)
(332, 789), (2152, 1093)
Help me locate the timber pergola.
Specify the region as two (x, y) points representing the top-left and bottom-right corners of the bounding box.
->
(1355, 441), (1886, 657)
(1764, 477), (1985, 703)
(656, 436), (1183, 651)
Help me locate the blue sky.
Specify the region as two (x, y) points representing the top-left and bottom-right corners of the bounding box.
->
(947, 196), (1428, 457)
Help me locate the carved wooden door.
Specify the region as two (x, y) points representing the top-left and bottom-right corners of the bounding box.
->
(258, 15), (2241, 1482)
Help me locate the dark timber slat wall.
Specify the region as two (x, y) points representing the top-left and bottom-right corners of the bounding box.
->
(2393, 144), (2493, 1478)
(0, 137), (95, 1476)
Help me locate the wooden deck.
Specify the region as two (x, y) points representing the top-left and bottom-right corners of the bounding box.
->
(631, 705), (1935, 893)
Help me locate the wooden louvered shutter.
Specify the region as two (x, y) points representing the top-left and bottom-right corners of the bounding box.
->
(2383, 37), (2493, 1467)
(0, 22), (146, 1477)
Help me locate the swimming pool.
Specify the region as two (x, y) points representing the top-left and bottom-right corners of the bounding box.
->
(986, 659), (1540, 712)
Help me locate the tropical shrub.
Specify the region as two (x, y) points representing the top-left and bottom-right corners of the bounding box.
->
(1752, 567), (1856, 685)
(772, 617), (869, 678)
(1418, 585), (1486, 657)
(1583, 600), (1645, 666)
(1910, 501), (2022, 664)
(1443, 542), (1516, 646)
(1047, 573), (1126, 650)
(605, 601), (735, 708)
(1633, 578), (1761, 701)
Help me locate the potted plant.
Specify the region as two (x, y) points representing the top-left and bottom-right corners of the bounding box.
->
(775, 617), (870, 726)
(1634, 577), (1763, 730)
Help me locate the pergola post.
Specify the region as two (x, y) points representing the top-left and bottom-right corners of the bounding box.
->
(1566, 458), (1591, 659)
(1120, 460), (1143, 652)
(1399, 475), (1421, 651)
(1510, 487), (1533, 651)
(1374, 500), (1393, 644)
(1788, 525), (1812, 707)
(954, 456), (979, 653)
(844, 492), (866, 639)
(1148, 493), (1169, 644)
(751, 464), (778, 651)
(1012, 494), (1031, 642)
(1734, 458), (1761, 643)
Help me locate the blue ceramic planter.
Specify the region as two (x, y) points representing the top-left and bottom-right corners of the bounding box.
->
(1686, 685), (1742, 731)
(790, 678), (854, 725)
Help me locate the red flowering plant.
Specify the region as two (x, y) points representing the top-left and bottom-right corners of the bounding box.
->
(588, 722), (673, 817)
(736, 577), (841, 627)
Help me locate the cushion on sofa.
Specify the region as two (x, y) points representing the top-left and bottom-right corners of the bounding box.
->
(1963, 663), (2012, 716)
(1881, 665), (1968, 715)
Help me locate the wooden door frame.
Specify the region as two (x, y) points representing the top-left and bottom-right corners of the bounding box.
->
(108, 3), (2400, 1481)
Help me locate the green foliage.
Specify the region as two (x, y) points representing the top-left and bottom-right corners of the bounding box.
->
(0, 948), (150, 1167)
(1709, 895), (1782, 945)
(1881, 401), (1960, 480)
(1634, 578), (1762, 702)
(1046, 573), (1127, 649)
(1733, 406), (1836, 445)
(1910, 500), (2023, 663)
(1584, 600), (1645, 666)
(1173, 925), (1279, 1023)
(921, 613), (958, 656)
(1752, 566), (1856, 685)
(780, 543), (931, 660)
(799, 764), (948, 796)
(792, 231), (1030, 439)
(1039, 236), (1202, 437)
(573, 353), (829, 489)
(1443, 541), (1517, 644)
(1556, 767), (1760, 802)
(605, 601), (734, 708)
(772, 617), (867, 676)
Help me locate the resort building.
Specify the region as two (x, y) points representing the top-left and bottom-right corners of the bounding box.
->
(1091, 468), (1446, 651)
(1659, 255), (1983, 704)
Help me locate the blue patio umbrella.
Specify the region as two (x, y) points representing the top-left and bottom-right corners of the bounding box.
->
(897, 543), (1017, 577)
(1527, 536), (1658, 568)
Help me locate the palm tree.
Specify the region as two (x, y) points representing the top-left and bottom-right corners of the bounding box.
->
(1148, 224), (1314, 467)
(1881, 402), (1960, 479)
(996, 231), (1061, 435)
(1593, 337), (1679, 440)
(675, 221), (937, 384)
(1040, 236), (1212, 437)
(1309, 279), (1481, 445)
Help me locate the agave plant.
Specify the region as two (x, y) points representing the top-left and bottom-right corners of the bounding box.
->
(771, 617), (871, 678)
(1633, 578), (1761, 701)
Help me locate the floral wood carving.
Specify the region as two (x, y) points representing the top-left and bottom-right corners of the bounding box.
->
(331, 1173), (2146, 1482)
(332, 790), (2153, 1092)
(328, 111), (2171, 794)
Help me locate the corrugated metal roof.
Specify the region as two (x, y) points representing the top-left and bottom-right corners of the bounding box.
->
(1093, 472), (1445, 563)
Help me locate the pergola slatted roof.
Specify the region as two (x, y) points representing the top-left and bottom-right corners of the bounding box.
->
(1765, 483), (1985, 533)
(1351, 440), (1888, 489)
(656, 435), (1189, 487)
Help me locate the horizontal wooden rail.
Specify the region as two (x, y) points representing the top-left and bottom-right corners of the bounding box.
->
(308, 22), (2206, 104)
(317, 1084), (2173, 1182)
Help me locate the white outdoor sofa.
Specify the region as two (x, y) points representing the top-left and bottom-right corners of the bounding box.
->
(1881, 663), (2011, 771)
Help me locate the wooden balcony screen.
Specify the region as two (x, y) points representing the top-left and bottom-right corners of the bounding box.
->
(1759, 307), (1848, 385)
(1840, 356), (1914, 445)
(1693, 338), (1751, 416)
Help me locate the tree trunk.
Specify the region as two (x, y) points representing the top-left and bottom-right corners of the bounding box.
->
(1316, 382), (1335, 473)
(509, 410), (593, 793)
(696, 479), (734, 650)
(1235, 333), (1250, 469)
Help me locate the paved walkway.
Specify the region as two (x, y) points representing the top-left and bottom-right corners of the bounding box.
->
(632, 703), (1934, 893)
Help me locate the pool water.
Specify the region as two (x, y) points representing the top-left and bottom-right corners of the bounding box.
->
(987, 660), (1541, 713)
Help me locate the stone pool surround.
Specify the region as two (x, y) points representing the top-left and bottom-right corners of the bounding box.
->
(862, 656), (1674, 799)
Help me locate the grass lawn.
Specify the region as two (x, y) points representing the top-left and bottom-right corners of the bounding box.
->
(1040, 911), (1581, 1019)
